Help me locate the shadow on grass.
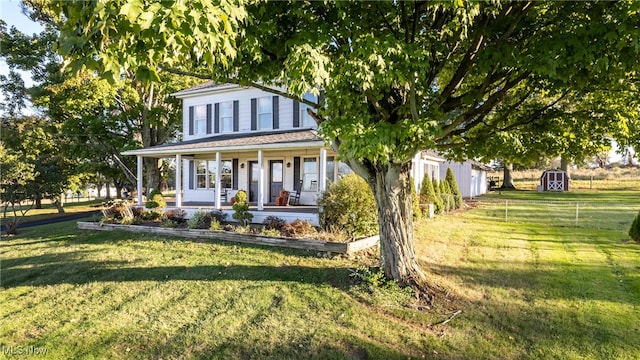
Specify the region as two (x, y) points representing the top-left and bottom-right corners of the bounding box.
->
(428, 260), (639, 305)
(1, 254), (354, 290)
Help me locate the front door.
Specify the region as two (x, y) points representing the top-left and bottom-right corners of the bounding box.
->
(269, 160), (284, 203)
(248, 161), (259, 202)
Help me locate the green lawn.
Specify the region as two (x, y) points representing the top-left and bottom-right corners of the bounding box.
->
(1, 189), (639, 359)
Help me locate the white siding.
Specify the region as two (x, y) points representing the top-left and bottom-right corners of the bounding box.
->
(440, 161), (487, 198)
(180, 87), (313, 141)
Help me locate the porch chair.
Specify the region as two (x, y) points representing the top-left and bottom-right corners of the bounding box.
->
(289, 179), (303, 205)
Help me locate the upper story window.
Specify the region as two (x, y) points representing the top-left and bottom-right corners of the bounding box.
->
(194, 105), (207, 135)
(300, 93), (317, 127)
(220, 101), (233, 133)
(258, 97), (273, 130)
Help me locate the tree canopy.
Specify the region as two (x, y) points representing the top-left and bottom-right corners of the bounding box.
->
(37, 0), (640, 294)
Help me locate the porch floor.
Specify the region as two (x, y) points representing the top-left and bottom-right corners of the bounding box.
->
(164, 199), (318, 214)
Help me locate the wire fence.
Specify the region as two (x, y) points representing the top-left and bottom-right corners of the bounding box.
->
(471, 199), (638, 232)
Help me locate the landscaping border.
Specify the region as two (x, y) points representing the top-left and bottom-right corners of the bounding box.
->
(77, 222), (379, 255)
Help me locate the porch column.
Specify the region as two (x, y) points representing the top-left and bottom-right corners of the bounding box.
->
(258, 150), (264, 210)
(319, 148), (327, 192)
(136, 155), (143, 205)
(214, 151), (222, 210)
(175, 154), (182, 207)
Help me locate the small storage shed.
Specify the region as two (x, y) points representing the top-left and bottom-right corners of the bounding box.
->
(538, 170), (569, 192)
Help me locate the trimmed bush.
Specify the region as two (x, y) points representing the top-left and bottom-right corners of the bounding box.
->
(210, 219), (223, 231)
(232, 190), (253, 226)
(440, 180), (453, 212)
(420, 176), (441, 217)
(145, 193), (166, 209)
(630, 210), (640, 242)
(318, 173), (378, 237)
(432, 179), (444, 214)
(445, 168), (464, 209)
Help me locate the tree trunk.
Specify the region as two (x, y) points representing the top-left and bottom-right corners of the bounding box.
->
(53, 195), (65, 214)
(560, 156), (570, 178)
(35, 195), (42, 209)
(501, 163), (516, 189)
(144, 157), (162, 193)
(105, 182), (111, 200)
(362, 161), (438, 296)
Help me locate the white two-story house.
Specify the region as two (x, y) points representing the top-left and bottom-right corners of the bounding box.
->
(123, 81), (443, 224)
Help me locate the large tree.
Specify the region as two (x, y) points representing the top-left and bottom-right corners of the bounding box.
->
(42, 1), (640, 295)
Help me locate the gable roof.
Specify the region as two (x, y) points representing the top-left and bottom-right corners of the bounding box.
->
(122, 129), (325, 157)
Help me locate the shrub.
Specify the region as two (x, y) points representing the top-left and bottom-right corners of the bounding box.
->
(409, 177), (421, 220)
(232, 190), (253, 226)
(145, 193), (166, 209)
(101, 200), (134, 224)
(143, 210), (163, 221)
(160, 219), (179, 228)
(630, 210), (640, 242)
(209, 210), (227, 223)
(262, 216), (286, 230)
(164, 209), (187, 224)
(210, 219), (223, 231)
(431, 179), (444, 214)
(445, 168), (464, 209)
(318, 173), (378, 237)
(282, 219), (317, 238)
(440, 180), (453, 212)
(260, 228), (282, 237)
(187, 209), (211, 229)
(419, 175), (440, 217)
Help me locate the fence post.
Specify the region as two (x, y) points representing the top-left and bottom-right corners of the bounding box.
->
(505, 200), (509, 222)
(575, 203), (579, 227)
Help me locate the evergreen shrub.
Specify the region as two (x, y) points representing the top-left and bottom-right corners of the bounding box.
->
(630, 210), (640, 242)
(318, 173), (378, 237)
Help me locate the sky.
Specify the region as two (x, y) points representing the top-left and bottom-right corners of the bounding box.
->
(1, 0), (45, 87)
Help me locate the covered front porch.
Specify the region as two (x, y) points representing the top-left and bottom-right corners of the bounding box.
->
(123, 130), (340, 222)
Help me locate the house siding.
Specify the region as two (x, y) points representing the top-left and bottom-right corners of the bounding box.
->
(440, 161), (488, 198)
(181, 87), (303, 141)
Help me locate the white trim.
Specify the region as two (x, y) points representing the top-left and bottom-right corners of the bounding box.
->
(176, 154), (182, 207)
(122, 141), (325, 157)
(136, 155), (143, 205)
(258, 150), (264, 211)
(214, 152), (222, 209)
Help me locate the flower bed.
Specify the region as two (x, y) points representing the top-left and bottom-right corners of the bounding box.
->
(77, 222), (379, 256)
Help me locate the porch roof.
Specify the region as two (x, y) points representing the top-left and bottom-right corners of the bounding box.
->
(122, 129), (325, 157)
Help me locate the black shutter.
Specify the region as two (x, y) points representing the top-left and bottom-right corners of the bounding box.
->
(188, 160), (195, 189)
(214, 103), (220, 133)
(206, 104), (212, 134)
(272, 96), (279, 129)
(188, 106), (194, 135)
(293, 157), (301, 190)
(232, 159), (239, 190)
(293, 100), (300, 128)
(233, 100), (239, 132)
(251, 98), (257, 130)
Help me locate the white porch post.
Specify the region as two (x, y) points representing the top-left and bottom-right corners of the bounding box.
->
(136, 155), (143, 205)
(175, 154), (182, 207)
(258, 150), (264, 211)
(319, 148), (327, 192)
(214, 152), (222, 210)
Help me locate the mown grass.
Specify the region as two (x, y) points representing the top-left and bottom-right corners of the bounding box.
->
(2, 188), (640, 359)
(1, 199), (103, 227)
